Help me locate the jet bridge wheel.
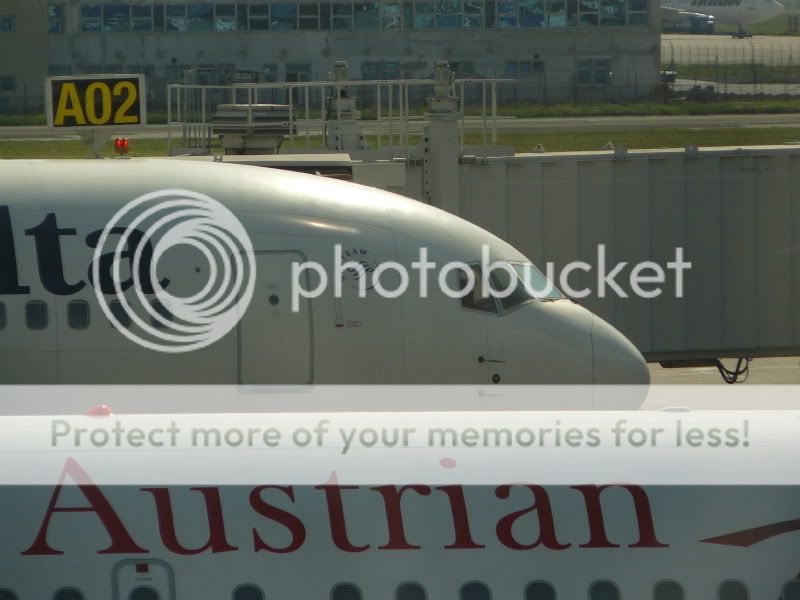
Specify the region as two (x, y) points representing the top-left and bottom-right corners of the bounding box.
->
(659, 358), (752, 383)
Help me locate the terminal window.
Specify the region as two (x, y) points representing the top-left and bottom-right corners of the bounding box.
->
(299, 3), (322, 29)
(600, 0), (626, 24)
(215, 3), (237, 29)
(80, 5), (102, 31)
(188, 3), (214, 29)
(577, 58), (610, 85)
(132, 5), (154, 30)
(0, 76), (15, 93)
(506, 60), (543, 78)
(412, 2), (435, 28)
(354, 1), (380, 29)
(333, 2), (354, 28)
(105, 4), (132, 31)
(0, 16), (14, 32)
(248, 4), (270, 29)
(71, 0), (647, 32)
(272, 3), (299, 29)
(166, 4), (188, 31)
(48, 5), (65, 33)
(381, 1), (401, 28)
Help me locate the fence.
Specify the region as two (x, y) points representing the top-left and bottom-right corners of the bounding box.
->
(661, 38), (800, 96)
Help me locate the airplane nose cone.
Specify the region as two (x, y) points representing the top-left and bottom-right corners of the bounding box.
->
(591, 315), (650, 385)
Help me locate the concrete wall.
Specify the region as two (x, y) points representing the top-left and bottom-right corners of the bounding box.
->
(395, 147), (800, 360)
(0, 0), (48, 112)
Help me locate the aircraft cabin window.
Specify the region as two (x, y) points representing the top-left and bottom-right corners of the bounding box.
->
(0, 301), (5, 330)
(52, 588), (85, 600)
(457, 266), (499, 314)
(589, 581), (621, 600)
(233, 584), (265, 600)
(525, 581), (556, 600)
(784, 581), (800, 600)
(25, 301), (48, 330)
(654, 581), (684, 600)
(331, 583), (362, 600)
(67, 300), (90, 330)
(129, 586), (159, 600)
(0, 590), (18, 600)
(396, 582), (427, 600)
(460, 581), (491, 600)
(719, 581), (749, 600)
(109, 300), (132, 328)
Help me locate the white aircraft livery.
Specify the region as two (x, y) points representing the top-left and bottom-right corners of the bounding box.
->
(0, 159), (649, 386)
(1, 470), (800, 599)
(661, 0), (784, 33)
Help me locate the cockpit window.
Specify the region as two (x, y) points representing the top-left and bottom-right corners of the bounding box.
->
(457, 265), (499, 314)
(512, 262), (564, 301)
(456, 262), (563, 314)
(490, 262), (564, 310)
(489, 266), (534, 311)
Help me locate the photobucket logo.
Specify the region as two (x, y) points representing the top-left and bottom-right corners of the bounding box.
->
(291, 244), (691, 310)
(93, 189), (256, 353)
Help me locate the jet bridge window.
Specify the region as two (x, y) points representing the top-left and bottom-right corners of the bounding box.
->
(589, 581), (620, 600)
(460, 582), (491, 600)
(719, 581), (749, 600)
(53, 588), (85, 600)
(654, 581), (684, 600)
(26, 301), (48, 331)
(68, 300), (90, 330)
(233, 584), (265, 600)
(331, 583), (362, 600)
(525, 581), (556, 600)
(396, 582), (427, 600)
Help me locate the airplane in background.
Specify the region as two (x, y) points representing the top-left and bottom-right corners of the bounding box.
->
(661, 0), (785, 36)
(0, 159), (648, 386)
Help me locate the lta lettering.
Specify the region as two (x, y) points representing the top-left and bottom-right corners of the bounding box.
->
(0, 207), (168, 296)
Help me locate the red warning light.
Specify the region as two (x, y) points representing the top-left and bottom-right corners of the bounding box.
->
(114, 137), (130, 156)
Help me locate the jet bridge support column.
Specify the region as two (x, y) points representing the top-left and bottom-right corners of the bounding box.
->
(422, 60), (461, 214)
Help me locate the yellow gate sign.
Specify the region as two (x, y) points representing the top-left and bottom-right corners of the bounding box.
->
(46, 74), (147, 128)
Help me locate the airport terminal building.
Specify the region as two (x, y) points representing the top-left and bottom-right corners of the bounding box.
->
(2, 0), (660, 111)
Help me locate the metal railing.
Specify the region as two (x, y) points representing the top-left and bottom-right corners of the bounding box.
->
(166, 77), (516, 156)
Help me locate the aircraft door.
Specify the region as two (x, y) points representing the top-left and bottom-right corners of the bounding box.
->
(112, 559), (175, 600)
(238, 251), (313, 384)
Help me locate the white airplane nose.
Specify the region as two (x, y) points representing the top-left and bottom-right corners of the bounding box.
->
(591, 315), (650, 385)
